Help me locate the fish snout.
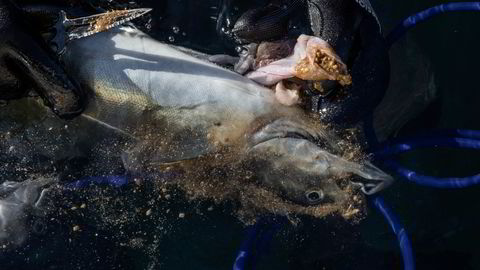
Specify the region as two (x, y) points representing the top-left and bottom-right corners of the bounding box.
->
(325, 155), (394, 195)
(250, 138), (393, 206)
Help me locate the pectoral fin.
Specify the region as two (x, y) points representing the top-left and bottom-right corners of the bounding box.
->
(327, 155), (394, 194)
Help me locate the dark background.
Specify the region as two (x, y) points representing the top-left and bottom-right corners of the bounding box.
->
(2, 0), (480, 269)
(355, 0), (480, 269)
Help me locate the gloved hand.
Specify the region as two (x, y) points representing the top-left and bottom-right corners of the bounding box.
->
(120, 0), (389, 126)
(214, 0), (390, 126)
(0, 0), (84, 119)
(12, 0), (388, 125)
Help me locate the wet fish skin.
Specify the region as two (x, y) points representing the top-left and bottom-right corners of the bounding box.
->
(59, 26), (391, 206)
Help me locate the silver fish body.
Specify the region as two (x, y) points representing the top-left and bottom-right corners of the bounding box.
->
(55, 26), (392, 206)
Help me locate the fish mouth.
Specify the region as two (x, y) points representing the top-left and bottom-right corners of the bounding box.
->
(249, 35), (352, 84)
(294, 38), (352, 86)
(245, 35), (352, 105)
(249, 134), (394, 205)
(312, 49), (352, 86)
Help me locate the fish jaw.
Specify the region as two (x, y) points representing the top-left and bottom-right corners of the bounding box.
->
(246, 34), (352, 86)
(248, 137), (393, 206)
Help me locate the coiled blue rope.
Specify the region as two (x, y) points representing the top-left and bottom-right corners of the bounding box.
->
(386, 2), (480, 47)
(233, 219), (281, 270)
(372, 130), (480, 188)
(355, 5), (480, 269)
(64, 172), (179, 190)
(377, 1), (480, 189)
(382, 159), (480, 188)
(376, 136), (480, 157)
(233, 225), (259, 270)
(232, 197), (415, 270)
(371, 196), (415, 270)
(65, 175), (129, 189)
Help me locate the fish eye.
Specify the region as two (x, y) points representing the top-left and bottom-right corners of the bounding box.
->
(32, 219), (47, 235)
(305, 190), (325, 204)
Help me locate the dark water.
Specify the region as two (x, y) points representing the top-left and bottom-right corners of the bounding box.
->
(2, 0), (480, 269)
(369, 0), (480, 269)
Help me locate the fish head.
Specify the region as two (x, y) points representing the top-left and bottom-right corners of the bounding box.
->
(0, 177), (57, 246)
(249, 136), (392, 206)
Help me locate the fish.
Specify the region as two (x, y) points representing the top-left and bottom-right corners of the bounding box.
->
(0, 26), (392, 218)
(210, 35), (352, 106)
(54, 25), (394, 208)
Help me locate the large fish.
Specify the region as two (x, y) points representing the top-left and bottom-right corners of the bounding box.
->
(1, 25), (392, 220)
(56, 25), (393, 207)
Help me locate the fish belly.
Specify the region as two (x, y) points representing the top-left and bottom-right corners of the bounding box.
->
(61, 26), (282, 135)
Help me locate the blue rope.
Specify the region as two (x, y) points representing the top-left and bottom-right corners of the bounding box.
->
(371, 196), (415, 270)
(386, 2), (480, 47)
(382, 160), (480, 188)
(371, 133), (480, 188)
(375, 136), (480, 157)
(377, 129), (480, 147)
(233, 224), (260, 270)
(358, 5), (480, 269)
(232, 219), (282, 270)
(378, 2), (480, 188)
(64, 172), (180, 190)
(65, 175), (129, 189)
(409, 129), (480, 140)
(232, 198), (415, 270)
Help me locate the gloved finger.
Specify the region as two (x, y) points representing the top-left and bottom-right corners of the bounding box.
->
(4, 30), (85, 119)
(230, 0), (304, 43)
(1, 1), (85, 118)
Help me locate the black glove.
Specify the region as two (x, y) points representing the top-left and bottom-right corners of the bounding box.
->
(304, 0), (390, 126)
(0, 0), (84, 119)
(44, 0), (388, 125)
(115, 0), (389, 126)
(218, 0), (390, 126)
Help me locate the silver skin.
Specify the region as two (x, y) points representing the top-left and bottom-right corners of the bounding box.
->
(56, 26), (392, 205)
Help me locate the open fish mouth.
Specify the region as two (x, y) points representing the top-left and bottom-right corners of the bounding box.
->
(242, 34), (351, 106)
(293, 35), (352, 86)
(246, 34), (352, 87)
(310, 48), (352, 86)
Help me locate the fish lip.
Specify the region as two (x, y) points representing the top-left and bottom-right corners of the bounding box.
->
(246, 35), (352, 87)
(293, 35), (352, 85)
(330, 159), (394, 195)
(350, 171), (394, 195)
